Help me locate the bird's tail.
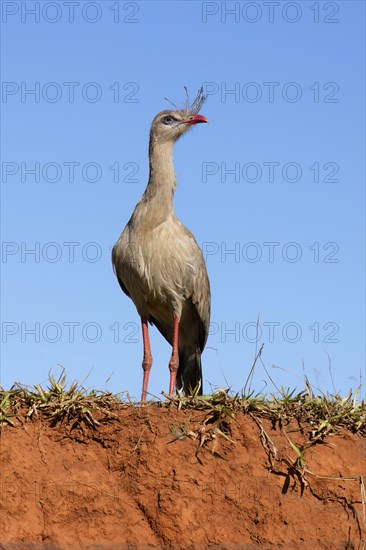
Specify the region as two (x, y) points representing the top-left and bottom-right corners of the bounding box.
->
(177, 348), (203, 396)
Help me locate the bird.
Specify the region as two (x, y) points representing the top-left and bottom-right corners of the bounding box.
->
(112, 87), (211, 401)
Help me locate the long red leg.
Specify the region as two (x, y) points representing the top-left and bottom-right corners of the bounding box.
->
(168, 316), (180, 396)
(141, 317), (152, 401)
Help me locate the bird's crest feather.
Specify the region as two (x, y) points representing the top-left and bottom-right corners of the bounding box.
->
(164, 86), (207, 118)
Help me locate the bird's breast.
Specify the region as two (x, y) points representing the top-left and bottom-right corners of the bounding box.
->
(114, 216), (199, 316)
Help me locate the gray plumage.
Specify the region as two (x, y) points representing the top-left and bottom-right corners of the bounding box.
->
(112, 88), (210, 399)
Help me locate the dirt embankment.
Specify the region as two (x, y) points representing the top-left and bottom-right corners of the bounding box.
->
(1, 407), (365, 549)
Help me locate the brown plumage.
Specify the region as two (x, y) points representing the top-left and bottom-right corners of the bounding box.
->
(112, 88), (211, 401)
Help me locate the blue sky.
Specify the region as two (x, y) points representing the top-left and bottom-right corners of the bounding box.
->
(1, 1), (365, 399)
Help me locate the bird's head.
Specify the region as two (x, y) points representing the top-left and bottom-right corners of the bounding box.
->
(150, 87), (208, 144)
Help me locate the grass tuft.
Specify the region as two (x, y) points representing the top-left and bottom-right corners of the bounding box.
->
(0, 371), (125, 430)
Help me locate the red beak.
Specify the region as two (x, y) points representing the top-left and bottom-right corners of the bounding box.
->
(183, 114), (208, 125)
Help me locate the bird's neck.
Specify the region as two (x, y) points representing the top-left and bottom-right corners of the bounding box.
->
(144, 138), (176, 208)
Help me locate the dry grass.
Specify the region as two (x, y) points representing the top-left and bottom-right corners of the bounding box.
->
(1, 371), (364, 438)
(0, 372), (123, 430)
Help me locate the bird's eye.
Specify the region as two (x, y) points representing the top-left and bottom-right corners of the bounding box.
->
(161, 115), (176, 125)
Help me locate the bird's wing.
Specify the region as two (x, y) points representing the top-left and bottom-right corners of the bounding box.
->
(189, 250), (211, 351)
(111, 244), (131, 298)
(182, 228), (211, 351)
